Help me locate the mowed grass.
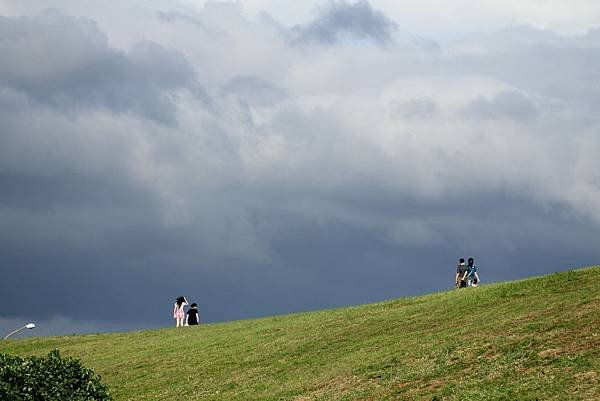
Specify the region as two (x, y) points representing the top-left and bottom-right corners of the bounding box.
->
(2, 267), (599, 401)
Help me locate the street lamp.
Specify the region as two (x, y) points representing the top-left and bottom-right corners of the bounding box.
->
(3, 323), (36, 340)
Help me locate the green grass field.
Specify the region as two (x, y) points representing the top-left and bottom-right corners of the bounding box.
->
(2, 267), (599, 400)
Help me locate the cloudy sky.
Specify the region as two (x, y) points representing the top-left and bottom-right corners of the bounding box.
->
(1, 0), (600, 338)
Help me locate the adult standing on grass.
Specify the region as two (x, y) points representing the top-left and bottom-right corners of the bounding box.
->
(455, 258), (467, 288)
(173, 296), (188, 327)
(462, 257), (481, 287)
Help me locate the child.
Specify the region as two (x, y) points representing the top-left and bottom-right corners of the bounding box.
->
(462, 257), (481, 287)
(186, 303), (200, 326)
(173, 296), (187, 327)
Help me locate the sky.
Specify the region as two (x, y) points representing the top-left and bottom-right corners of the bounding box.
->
(1, 0), (600, 338)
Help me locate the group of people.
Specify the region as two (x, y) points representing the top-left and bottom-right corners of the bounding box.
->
(455, 257), (480, 288)
(173, 296), (200, 327)
(172, 261), (479, 327)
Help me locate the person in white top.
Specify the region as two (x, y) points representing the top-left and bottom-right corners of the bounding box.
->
(173, 296), (188, 327)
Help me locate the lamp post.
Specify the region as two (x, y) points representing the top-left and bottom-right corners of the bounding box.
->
(3, 323), (36, 340)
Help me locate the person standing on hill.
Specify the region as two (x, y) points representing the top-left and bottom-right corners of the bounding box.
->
(462, 257), (481, 287)
(173, 296), (188, 328)
(186, 303), (200, 326)
(455, 258), (467, 288)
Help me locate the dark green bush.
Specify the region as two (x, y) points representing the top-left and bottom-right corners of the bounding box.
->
(0, 349), (111, 401)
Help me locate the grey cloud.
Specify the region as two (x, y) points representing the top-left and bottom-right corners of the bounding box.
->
(0, 10), (205, 125)
(2, 3), (600, 337)
(291, 0), (397, 46)
(221, 75), (287, 107)
(4, 173), (596, 335)
(463, 91), (538, 121)
(583, 27), (600, 44)
(156, 10), (206, 29)
(448, 27), (600, 115)
(390, 97), (437, 120)
(0, 173), (152, 212)
(156, 9), (231, 43)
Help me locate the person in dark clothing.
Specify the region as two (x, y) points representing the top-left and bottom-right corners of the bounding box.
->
(186, 303), (200, 326)
(462, 257), (481, 287)
(455, 258), (467, 288)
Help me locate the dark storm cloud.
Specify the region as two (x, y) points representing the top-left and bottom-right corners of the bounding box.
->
(0, 173), (151, 211)
(0, 10), (205, 125)
(292, 0), (397, 45)
(3, 181), (597, 335)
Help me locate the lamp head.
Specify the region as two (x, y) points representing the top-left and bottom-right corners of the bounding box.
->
(25, 323), (35, 329)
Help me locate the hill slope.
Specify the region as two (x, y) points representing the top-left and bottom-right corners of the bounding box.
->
(1, 267), (599, 401)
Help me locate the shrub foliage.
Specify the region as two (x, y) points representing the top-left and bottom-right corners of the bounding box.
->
(0, 349), (111, 400)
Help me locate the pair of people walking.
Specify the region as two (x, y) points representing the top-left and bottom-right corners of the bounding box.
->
(173, 296), (200, 327)
(455, 258), (480, 288)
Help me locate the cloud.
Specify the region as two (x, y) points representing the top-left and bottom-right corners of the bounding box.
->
(291, 0), (397, 46)
(463, 91), (538, 121)
(447, 26), (600, 114)
(156, 9), (206, 29)
(221, 75), (287, 107)
(390, 97), (437, 120)
(0, 10), (205, 125)
(1, 2), (600, 334)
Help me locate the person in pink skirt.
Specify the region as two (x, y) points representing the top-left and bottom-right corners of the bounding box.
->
(173, 296), (188, 327)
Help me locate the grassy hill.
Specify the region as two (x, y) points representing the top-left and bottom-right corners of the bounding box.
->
(1, 267), (599, 401)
